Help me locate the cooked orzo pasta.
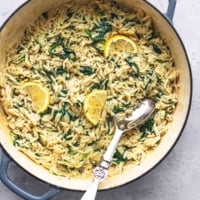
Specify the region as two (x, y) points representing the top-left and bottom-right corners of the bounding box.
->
(0, 0), (179, 178)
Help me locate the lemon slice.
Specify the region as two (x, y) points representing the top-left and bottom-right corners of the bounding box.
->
(104, 35), (137, 58)
(83, 90), (107, 125)
(21, 82), (50, 113)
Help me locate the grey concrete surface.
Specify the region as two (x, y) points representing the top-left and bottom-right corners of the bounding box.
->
(0, 0), (199, 199)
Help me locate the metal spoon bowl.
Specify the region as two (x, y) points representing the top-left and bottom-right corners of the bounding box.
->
(81, 99), (155, 200)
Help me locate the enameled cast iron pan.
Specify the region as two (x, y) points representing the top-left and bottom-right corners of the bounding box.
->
(0, 0), (192, 199)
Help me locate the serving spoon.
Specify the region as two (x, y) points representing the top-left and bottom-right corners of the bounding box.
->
(81, 98), (155, 200)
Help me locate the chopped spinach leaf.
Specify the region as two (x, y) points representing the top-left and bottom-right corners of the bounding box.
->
(40, 107), (52, 117)
(82, 153), (89, 160)
(88, 141), (95, 146)
(56, 66), (67, 75)
(156, 76), (162, 84)
(139, 118), (154, 138)
(67, 111), (78, 121)
(58, 89), (68, 97)
(18, 55), (25, 63)
(92, 18), (112, 42)
(73, 141), (80, 147)
(106, 120), (112, 135)
(76, 100), (83, 108)
(16, 102), (24, 108)
(91, 79), (108, 90)
(70, 151), (78, 156)
(53, 105), (66, 120)
(101, 79), (109, 89)
(152, 44), (162, 54)
(156, 59), (168, 64)
(35, 153), (41, 157)
(66, 10), (74, 19)
(113, 106), (125, 114)
(48, 36), (76, 60)
(91, 83), (101, 90)
(43, 69), (55, 80)
(111, 12), (118, 19)
(35, 68), (54, 81)
(145, 78), (152, 90)
(49, 41), (59, 52)
(85, 29), (93, 38)
(16, 46), (24, 54)
(13, 139), (20, 147)
(123, 18), (141, 26)
(125, 56), (139, 75)
(113, 149), (128, 164)
(12, 134), (21, 147)
(53, 104), (78, 121)
(80, 66), (96, 75)
(155, 91), (163, 99)
(61, 89), (68, 94)
(85, 18), (112, 50)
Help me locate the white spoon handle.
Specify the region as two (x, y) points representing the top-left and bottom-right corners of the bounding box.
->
(80, 179), (100, 200)
(103, 127), (123, 162)
(81, 128), (123, 200)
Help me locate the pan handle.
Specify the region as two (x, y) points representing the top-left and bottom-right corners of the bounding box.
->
(166, 0), (177, 21)
(0, 150), (61, 200)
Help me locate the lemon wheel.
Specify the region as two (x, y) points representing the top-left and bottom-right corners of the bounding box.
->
(83, 90), (107, 125)
(21, 82), (50, 113)
(104, 35), (137, 58)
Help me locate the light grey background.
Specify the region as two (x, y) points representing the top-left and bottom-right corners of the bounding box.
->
(0, 0), (199, 199)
